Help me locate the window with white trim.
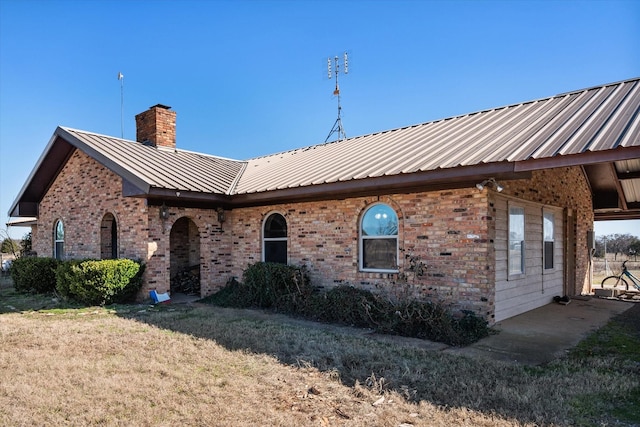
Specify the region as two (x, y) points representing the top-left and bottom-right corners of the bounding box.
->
(359, 203), (399, 272)
(54, 220), (64, 260)
(508, 206), (525, 276)
(263, 213), (287, 264)
(543, 210), (555, 270)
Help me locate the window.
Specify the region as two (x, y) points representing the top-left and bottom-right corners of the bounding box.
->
(101, 213), (118, 259)
(263, 213), (287, 264)
(54, 220), (64, 260)
(508, 206), (524, 275)
(543, 210), (554, 270)
(360, 203), (399, 272)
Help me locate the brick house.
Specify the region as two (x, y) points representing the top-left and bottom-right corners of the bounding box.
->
(9, 78), (640, 322)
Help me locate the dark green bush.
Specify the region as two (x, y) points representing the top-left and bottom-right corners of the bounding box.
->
(10, 257), (59, 293)
(55, 259), (86, 301)
(451, 310), (492, 345)
(201, 276), (251, 308)
(308, 287), (488, 345)
(240, 262), (312, 310)
(55, 259), (145, 306)
(307, 285), (391, 328)
(206, 264), (490, 346)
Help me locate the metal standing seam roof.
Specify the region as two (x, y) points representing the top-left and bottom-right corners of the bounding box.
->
(58, 127), (246, 195)
(8, 77), (640, 221)
(234, 78), (640, 195)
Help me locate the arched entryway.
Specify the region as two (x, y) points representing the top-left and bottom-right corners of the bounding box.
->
(100, 213), (118, 259)
(169, 216), (201, 296)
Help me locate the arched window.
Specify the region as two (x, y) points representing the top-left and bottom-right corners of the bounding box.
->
(53, 220), (64, 260)
(263, 213), (287, 264)
(359, 204), (398, 272)
(101, 213), (118, 259)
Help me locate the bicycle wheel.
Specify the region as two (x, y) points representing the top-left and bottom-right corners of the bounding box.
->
(601, 275), (629, 291)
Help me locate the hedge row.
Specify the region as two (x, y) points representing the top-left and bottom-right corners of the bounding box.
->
(204, 262), (490, 346)
(10, 257), (144, 306)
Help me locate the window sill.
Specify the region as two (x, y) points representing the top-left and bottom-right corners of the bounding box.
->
(360, 269), (400, 274)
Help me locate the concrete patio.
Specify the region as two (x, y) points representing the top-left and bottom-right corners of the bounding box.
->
(446, 296), (634, 365)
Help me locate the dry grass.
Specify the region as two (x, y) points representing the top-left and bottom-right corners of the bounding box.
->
(1, 278), (638, 426)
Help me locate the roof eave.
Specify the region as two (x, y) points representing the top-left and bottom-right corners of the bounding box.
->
(144, 187), (232, 208)
(8, 129), (70, 218)
(230, 163), (530, 207)
(8, 127), (156, 219)
(514, 145), (640, 172)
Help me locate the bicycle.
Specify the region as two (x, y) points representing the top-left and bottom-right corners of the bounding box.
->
(600, 260), (640, 292)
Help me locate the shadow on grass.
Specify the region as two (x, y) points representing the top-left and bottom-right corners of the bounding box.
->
(112, 299), (639, 427)
(2, 278), (637, 427)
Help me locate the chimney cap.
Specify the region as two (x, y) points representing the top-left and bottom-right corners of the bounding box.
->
(150, 104), (172, 110)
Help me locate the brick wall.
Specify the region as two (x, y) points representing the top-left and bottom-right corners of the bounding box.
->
(34, 150), (592, 317)
(229, 190), (494, 317)
(145, 206), (228, 295)
(35, 149), (149, 262)
(228, 165), (593, 320)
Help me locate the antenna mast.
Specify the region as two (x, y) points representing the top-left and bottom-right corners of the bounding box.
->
(117, 72), (124, 138)
(325, 53), (348, 142)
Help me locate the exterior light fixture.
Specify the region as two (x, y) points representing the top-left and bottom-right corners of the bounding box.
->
(159, 203), (170, 220)
(216, 207), (226, 225)
(476, 178), (504, 192)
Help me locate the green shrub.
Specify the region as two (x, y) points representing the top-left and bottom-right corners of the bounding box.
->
(240, 262), (312, 310)
(206, 265), (490, 346)
(307, 285), (391, 328)
(55, 259), (145, 306)
(54, 259), (85, 301)
(451, 310), (491, 345)
(201, 277), (252, 308)
(308, 287), (488, 345)
(10, 257), (59, 293)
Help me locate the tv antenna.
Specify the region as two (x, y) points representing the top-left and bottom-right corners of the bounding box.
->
(325, 52), (348, 142)
(117, 72), (124, 138)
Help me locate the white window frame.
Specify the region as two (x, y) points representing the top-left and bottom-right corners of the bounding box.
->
(359, 203), (399, 273)
(53, 219), (64, 260)
(262, 212), (288, 264)
(508, 204), (525, 277)
(543, 209), (555, 271)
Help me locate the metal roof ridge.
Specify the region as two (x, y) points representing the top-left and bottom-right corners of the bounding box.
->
(171, 146), (245, 163)
(244, 78), (640, 164)
(60, 126), (246, 163)
(227, 162), (248, 195)
(554, 77), (640, 97)
(59, 126), (133, 143)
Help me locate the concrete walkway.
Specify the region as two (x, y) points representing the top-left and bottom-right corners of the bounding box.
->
(446, 296), (634, 365)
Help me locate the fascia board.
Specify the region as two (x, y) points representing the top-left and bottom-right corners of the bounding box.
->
(7, 130), (61, 217)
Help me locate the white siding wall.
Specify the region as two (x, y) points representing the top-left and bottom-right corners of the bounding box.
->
(494, 196), (564, 322)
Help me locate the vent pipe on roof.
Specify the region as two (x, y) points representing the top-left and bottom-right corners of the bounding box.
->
(135, 104), (176, 149)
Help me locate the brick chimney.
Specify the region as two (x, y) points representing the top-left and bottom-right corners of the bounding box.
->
(135, 104), (176, 149)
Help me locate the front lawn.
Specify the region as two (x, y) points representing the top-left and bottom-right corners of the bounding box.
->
(1, 278), (638, 426)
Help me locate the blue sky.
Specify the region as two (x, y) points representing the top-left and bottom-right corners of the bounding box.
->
(1, 0), (639, 239)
